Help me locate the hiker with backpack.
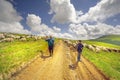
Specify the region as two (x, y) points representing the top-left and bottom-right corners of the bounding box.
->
(45, 36), (54, 56)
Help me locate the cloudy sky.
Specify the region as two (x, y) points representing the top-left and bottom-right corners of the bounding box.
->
(0, 0), (120, 40)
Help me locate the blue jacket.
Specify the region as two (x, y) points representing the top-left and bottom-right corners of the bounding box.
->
(76, 43), (83, 52)
(46, 38), (54, 47)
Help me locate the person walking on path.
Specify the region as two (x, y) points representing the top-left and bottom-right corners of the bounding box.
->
(45, 36), (54, 56)
(76, 40), (84, 62)
(69, 40), (84, 69)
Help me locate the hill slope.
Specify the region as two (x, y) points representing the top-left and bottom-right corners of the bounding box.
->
(92, 35), (120, 46)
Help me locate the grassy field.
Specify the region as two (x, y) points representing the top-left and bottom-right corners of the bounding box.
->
(92, 35), (120, 46)
(83, 48), (120, 80)
(0, 39), (48, 74)
(84, 40), (120, 49)
(0, 33), (120, 80)
(98, 35), (120, 41)
(83, 38), (120, 80)
(66, 37), (120, 79)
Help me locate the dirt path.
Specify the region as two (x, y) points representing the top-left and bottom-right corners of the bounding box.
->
(11, 40), (108, 80)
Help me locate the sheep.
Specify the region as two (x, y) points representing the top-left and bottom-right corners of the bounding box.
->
(72, 43), (77, 48)
(31, 35), (35, 38)
(86, 44), (89, 48)
(83, 43), (87, 47)
(107, 48), (112, 52)
(95, 47), (101, 53)
(3, 33), (7, 36)
(112, 49), (120, 53)
(0, 34), (5, 39)
(101, 47), (109, 52)
(37, 36), (41, 40)
(65, 40), (70, 44)
(30, 36), (39, 41)
(118, 50), (120, 53)
(15, 36), (20, 39)
(68, 41), (72, 45)
(64, 40), (69, 44)
(90, 45), (101, 53)
(3, 38), (14, 42)
(68, 42), (73, 47)
(64, 40), (70, 46)
(20, 36), (26, 39)
(111, 49), (117, 52)
(71, 44), (77, 51)
(87, 45), (95, 51)
(6, 34), (16, 38)
(20, 38), (26, 41)
(26, 35), (31, 38)
(92, 45), (97, 48)
(34, 36), (38, 41)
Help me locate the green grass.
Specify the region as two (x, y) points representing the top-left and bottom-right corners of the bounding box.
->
(0, 39), (48, 74)
(70, 39), (120, 80)
(83, 48), (120, 80)
(84, 40), (120, 49)
(93, 35), (120, 46)
(98, 35), (120, 41)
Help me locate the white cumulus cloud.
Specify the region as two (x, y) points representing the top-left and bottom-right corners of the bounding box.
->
(49, 0), (77, 24)
(0, 0), (30, 34)
(58, 33), (73, 39)
(26, 14), (41, 27)
(69, 23), (120, 40)
(27, 14), (53, 35)
(78, 0), (120, 23)
(0, 22), (30, 34)
(53, 26), (61, 32)
(49, 0), (120, 39)
(26, 14), (74, 39)
(26, 14), (61, 36)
